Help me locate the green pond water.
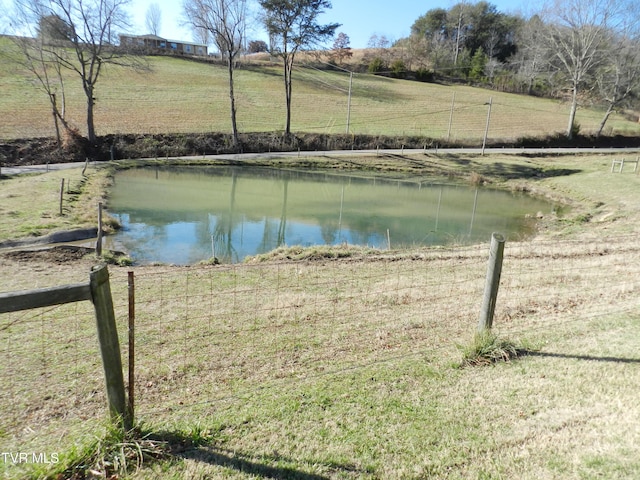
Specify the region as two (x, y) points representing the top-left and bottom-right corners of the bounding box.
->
(105, 166), (559, 264)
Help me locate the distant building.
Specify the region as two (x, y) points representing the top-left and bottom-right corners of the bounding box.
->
(119, 34), (208, 56)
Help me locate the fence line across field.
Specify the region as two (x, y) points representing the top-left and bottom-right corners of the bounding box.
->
(1, 233), (639, 460)
(124, 234), (640, 419)
(2, 72), (612, 143)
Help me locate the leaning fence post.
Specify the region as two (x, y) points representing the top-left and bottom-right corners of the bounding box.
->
(478, 232), (505, 332)
(90, 264), (131, 430)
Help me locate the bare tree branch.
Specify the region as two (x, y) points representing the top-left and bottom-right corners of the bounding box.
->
(183, 0), (247, 148)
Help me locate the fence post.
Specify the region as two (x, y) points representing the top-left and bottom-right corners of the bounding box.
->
(481, 97), (493, 156)
(59, 178), (65, 216)
(96, 202), (103, 256)
(90, 264), (131, 430)
(127, 271), (135, 423)
(478, 232), (505, 332)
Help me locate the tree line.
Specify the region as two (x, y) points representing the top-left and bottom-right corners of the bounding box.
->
(379, 0), (640, 139)
(3, 0), (640, 150)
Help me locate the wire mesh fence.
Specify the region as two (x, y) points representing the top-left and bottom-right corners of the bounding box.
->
(0, 300), (107, 457)
(129, 247), (489, 420)
(497, 235), (640, 338)
(123, 234), (640, 422)
(1, 234), (639, 464)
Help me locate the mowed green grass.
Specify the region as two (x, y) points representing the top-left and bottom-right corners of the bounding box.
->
(2, 36), (640, 140)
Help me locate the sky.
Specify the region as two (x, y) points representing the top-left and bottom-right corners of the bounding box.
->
(125, 0), (539, 49)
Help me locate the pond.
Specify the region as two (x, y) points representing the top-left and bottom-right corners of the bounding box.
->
(105, 166), (558, 264)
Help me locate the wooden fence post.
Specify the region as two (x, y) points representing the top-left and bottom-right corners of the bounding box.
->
(478, 232), (505, 332)
(90, 264), (131, 430)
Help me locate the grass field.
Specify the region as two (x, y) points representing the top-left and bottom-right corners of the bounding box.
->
(1, 151), (640, 479)
(2, 37), (640, 143)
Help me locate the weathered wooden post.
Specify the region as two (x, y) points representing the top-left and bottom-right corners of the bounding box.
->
(90, 264), (132, 430)
(478, 232), (505, 332)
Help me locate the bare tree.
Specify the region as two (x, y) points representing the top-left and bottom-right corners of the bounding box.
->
(7, 9), (71, 145)
(183, 0), (246, 148)
(541, 0), (622, 138)
(594, 7), (640, 137)
(259, 0), (339, 137)
(595, 38), (640, 136)
(192, 24), (210, 46)
(145, 2), (162, 35)
(13, 0), (137, 145)
(511, 15), (548, 95)
(331, 32), (351, 65)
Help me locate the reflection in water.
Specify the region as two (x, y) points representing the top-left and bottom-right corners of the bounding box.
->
(106, 166), (558, 264)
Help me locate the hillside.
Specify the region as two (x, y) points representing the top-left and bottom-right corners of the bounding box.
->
(2, 37), (640, 156)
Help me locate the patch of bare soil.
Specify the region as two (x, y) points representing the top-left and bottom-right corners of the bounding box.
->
(4, 132), (640, 166)
(2, 245), (96, 264)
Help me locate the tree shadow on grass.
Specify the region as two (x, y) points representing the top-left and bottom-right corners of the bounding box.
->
(439, 155), (582, 180)
(480, 162), (581, 180)
(144, 429), (364, 479)
(365, 154), (582, 181)
(522, 350), (640, 364)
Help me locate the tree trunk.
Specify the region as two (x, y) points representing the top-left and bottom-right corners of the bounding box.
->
(86, 83), (97, 144)
(50, 93), (62, 146)
(227, 57), (239, 149)
(454, 10), (463, 66)
(566, 83), (579, 139)
(284, 57), (293, 137)
(596, 103), (614, 138)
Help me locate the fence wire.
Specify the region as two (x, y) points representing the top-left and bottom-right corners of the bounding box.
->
(127, 247), (487, 418)
(1, 234), (639, 461)
(0, 300), (107, 460)
(0, 64), (609, 141)
(119, 235), (640, 421)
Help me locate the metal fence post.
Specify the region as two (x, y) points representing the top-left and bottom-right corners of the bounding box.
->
(127, 271), (135, 424)
(478, 232), (505, 332)
(96, 202), (103, 256)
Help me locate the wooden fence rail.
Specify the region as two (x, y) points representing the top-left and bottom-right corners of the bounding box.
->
(0, 264), (131, 430)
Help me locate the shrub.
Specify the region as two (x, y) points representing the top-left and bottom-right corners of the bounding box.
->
(570, 122), (581, 138)
(390, 59), (407, 79)
(368, 57), (385, 74)
(415, 67), (433, 82)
